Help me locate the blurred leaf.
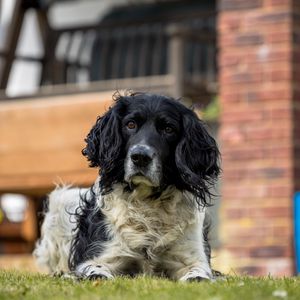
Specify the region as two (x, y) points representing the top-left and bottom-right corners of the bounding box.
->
(201, 96), (219, 122)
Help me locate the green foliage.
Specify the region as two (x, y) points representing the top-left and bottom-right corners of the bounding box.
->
(0, 270), (299, 300)
(201, 96), (220, 122)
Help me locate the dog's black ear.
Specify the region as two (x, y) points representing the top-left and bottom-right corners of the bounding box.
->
(175, 111), (220, 206)
(82, 107), (122, 171)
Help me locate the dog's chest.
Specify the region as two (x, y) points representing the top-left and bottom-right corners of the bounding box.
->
(101, 188), (196, 254)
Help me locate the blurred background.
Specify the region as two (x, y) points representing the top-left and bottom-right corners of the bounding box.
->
(0, 0), (298, 276)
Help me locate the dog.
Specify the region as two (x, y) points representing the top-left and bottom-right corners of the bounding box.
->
(34, 92), (220, 281)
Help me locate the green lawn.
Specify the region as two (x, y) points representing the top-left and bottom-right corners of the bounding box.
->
(0, 270), (299, 300)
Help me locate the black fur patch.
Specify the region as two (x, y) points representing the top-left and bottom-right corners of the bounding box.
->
(68, 189), (111, 270)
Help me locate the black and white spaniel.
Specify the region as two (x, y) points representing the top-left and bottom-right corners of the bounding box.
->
(34, 92), (221, 281)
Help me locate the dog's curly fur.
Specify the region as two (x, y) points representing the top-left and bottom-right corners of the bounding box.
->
(34, 92), (220, 281)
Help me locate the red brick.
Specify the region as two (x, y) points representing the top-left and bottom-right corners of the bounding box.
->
(218, 15), (242, 31)
(235, 33), (264, 46)
(265, 31), (292, 43)
(222, 71), (264, 84)
(265, 258), (294, 276)
(246, 11), (291, 25)
(226, 246), (251, 257)
(237, 265), (265, 276)
(250, 246), (286, 258)
(219, 54), (240, 68)
(267, 185), (293, 197)
(270, 69), (292, 81)
(218, 0), (263, 11)
(263, 48), (290, 61)
(264, 0), (291, 7)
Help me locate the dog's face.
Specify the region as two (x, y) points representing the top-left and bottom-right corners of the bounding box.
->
(122, 97), (182, 187)
(83, 93), (220, 206)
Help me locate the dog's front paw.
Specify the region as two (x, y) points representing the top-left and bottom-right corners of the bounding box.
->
(179, 267), (212, 282)
(76, 262), (114, 280)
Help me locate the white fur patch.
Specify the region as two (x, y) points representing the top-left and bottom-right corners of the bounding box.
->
(34, 186), (88, 273)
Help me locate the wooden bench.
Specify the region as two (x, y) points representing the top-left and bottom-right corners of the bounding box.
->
(0, 91), (114, 196)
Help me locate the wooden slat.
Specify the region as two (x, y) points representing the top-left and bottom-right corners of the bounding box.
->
(138, 27), (150, 77)
(0, 222), (22, 239)
(124, 28), (136, 78)
(111, 30), (123, 79)
(152, 25), (164, 75)
(98, 31), (110, 80)
(0, 0), (24, 89)
(0, 91), (113, 195)
(0, 75), (175, 100)
(168, 25), (184, 98)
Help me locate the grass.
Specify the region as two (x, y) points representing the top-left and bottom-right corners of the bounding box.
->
(0, 270), (299, 300)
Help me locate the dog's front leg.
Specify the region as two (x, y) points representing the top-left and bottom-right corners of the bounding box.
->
(74, 245), (135, 280)
(162, 227), (213, 281)
(164, 255), (213, 282)
(178, 264), (213, 281)
(75, 260), (115, 280)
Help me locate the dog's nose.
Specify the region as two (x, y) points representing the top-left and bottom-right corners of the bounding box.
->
(130, 147), (153, 168)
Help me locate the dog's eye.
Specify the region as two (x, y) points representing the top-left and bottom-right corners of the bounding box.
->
(126, 121), (137, 130)
(164, 126), (174, 134)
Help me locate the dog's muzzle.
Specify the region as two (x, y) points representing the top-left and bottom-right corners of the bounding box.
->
(125, 144), (162, 187)
(130, 145), (154, 168)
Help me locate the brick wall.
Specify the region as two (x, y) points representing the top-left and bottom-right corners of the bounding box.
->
(218, 0), (296, 275)
(293, 2), (300, 193)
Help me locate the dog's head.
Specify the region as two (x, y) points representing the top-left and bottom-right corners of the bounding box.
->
(83, 92), (220, 206)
